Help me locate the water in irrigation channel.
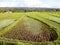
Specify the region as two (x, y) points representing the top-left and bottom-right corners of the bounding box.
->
(0, 19), (15, 30)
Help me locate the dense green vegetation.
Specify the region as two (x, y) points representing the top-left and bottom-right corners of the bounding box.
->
(0, 12), (60, 45)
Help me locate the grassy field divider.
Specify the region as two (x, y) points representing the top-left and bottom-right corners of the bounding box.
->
(26, 15), (60, 40)
(0, 15), (25, 35)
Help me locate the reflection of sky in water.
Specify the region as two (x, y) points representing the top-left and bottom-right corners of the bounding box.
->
(0, 19), (15, 30)
(49, 16), (60, 23)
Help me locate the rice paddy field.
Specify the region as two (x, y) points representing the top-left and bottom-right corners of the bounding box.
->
(0, 12), (60, 45)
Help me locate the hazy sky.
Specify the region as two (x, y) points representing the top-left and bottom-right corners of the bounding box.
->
(0, 0), (60, 8)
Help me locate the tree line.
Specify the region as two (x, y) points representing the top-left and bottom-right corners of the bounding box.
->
(0, 7), (60, 13)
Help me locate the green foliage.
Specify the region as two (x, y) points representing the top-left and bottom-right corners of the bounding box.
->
(0, 12), (60, 45)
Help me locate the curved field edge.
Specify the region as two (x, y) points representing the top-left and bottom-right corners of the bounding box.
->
(0, 15), (25, 35)
(0, 12), (60, 45)
(26, 15), (60, 29)
(24, 15), (60, 44)
(26, 16), (59, 39)
(0, 36), (60, 45)
(0, 16), (59, 45)
(26, 12), (60, 24)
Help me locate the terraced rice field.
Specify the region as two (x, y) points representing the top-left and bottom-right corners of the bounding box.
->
(0, 12), (60, 45)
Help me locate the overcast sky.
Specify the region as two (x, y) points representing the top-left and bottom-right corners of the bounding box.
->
(0, 0), (60, 8)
